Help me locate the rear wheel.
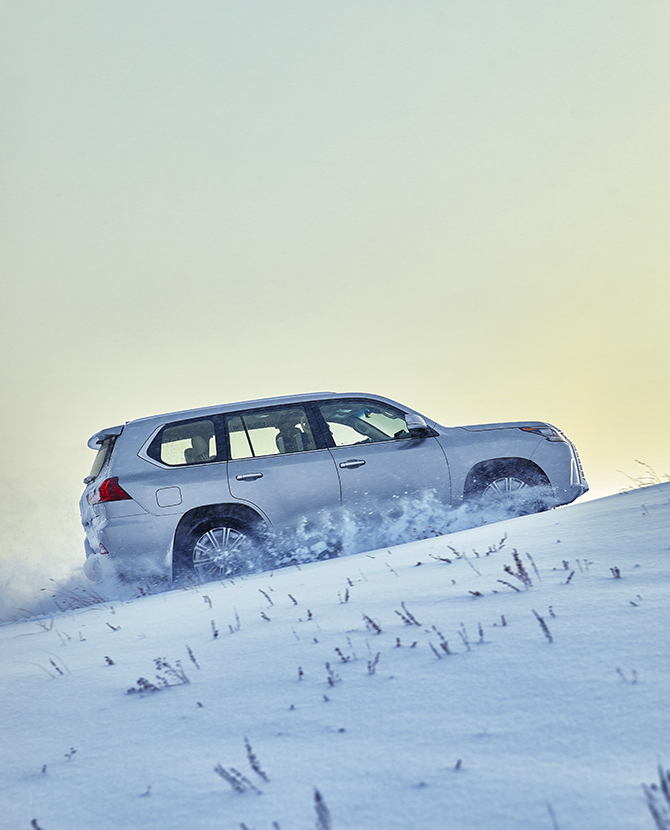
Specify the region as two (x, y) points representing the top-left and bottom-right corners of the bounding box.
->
(175, 515), (263, 582)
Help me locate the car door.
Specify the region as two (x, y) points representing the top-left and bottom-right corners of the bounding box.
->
(225, 404), (342, 530)
(314, 399), (451, 510)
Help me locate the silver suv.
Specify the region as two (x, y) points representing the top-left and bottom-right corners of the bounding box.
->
(80, 391), (588, 583)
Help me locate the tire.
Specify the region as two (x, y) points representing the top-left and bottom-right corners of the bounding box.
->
(467, 461), (553, 515)
(174, 514), (264, 582)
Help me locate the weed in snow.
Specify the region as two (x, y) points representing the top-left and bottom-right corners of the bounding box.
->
(395, 602), (421, 626)
(186, 645), (200, 669)
(362, 614), (382, 634)
(259, 588), (273, 606)
(334, 647), (352, 663)
(228, 608), (241, 634)
(498, 579), (521, 593)
(532, 609), (553, 643)
(127, 658), (190, 694)
(244, 737), (270, 783)
(643, 764), (670, 829)
(619, 460), (670, 491)
(314, 788), (333, 830)
(431, 626), (451, 655)
(503, 550), (533, 589)
(325, 663), (340, 687)
(458, 549), (482, 576)
(546, 802), (562, 830)
(489, 532), (508, 553)
(213, 764), (262, 795)
(616, 668), (638, 684)
(526, 552), (541, 582)
(49, 658), (65, 676)
(429, 643), (442, 659)
(457, 624), (471, 651)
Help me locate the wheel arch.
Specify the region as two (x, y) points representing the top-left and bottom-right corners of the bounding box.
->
(172, 502), (268, 562)
(463, 457), (550, 497)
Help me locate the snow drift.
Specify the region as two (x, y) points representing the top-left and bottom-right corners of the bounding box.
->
(1, 484), (669, 830)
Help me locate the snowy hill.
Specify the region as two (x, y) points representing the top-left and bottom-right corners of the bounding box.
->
(1, 485), (669, 830)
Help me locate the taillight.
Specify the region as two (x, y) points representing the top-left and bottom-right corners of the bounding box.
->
(88, 477), (132, 504)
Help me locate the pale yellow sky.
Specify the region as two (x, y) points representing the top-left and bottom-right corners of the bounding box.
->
(1, 1), (669, 594)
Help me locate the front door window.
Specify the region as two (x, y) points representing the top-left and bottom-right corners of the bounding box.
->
(316, 401), (410, 447)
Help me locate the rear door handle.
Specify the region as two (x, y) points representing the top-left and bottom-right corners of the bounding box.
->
(236, 472), (263, 481)
(339, 459), (366, 469)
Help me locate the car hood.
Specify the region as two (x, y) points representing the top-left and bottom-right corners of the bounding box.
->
(458, 420), (550, 432)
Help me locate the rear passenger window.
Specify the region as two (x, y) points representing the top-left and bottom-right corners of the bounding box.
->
(226, 406), (317, 459)
(147, 419), (218, 466)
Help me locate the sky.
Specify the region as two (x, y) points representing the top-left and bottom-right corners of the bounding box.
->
(1, 1), (669, 592)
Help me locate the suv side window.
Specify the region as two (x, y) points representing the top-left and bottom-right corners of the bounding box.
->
(226, 405), (317, 459)
(316, 400), (410, 447)
(147, 418), (218, 466)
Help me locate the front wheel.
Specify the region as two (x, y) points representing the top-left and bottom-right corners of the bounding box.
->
(175, 515), (263, 582)
(466, 462), (554, 515)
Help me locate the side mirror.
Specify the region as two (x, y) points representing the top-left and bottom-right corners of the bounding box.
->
(405, 413), (431, 437)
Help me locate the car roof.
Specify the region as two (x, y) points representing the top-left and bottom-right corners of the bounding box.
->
(88, 392), (423, 447)
(128, 391), (421, 429)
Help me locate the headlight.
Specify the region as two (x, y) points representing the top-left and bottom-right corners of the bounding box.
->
(519, 426), (567, 442)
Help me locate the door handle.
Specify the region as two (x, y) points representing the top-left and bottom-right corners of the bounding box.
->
(235, 472), (263, 481)
(339, 459), (366, 469)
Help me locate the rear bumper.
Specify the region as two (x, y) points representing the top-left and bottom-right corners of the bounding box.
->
(82, 512), (176, 581)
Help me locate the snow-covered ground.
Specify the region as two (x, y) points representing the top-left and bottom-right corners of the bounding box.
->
(1, 484), (669, 830)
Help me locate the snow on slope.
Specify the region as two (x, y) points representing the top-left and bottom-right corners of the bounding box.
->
(1, 485), (669, 830)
